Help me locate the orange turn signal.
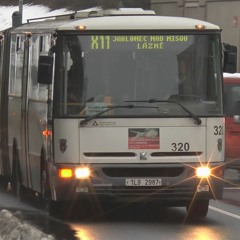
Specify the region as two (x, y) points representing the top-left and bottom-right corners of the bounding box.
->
(59, 168), (73, 178)
(42, 130), (52, 136)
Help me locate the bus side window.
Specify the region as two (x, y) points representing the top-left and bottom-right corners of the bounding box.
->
(38, 55), (53, 85)
(233, 101), (240, 115)
(67, 45), (84, 103)
(231, 87), (240, 115)
(9, 34), (24, 96)
(29, 34), (39, 99)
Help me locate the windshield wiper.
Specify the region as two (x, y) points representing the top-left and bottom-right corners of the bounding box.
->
(125, 99), (202, 125)
(80, 104), (158, 127)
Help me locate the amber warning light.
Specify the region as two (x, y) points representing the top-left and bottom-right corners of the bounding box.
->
(75, 25), (86, 30)
(195, 24), (205, 30)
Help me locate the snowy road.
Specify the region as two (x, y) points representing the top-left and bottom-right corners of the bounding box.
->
(0, 4), (71, 31)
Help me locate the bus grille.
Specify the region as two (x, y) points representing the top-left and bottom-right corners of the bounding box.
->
(92, 185), (196, 196)
(102, 167), (184, 177)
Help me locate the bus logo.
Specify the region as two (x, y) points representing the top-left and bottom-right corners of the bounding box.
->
(140, 152), (147, 160)
(59, 139), (67, 153)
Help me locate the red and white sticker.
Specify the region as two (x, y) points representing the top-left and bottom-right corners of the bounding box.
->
(128, 128), (160, 149)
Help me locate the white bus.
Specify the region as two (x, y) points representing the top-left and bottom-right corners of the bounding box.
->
(0, 7), (235, 218)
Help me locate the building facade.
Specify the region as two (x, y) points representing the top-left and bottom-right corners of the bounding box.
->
(151, 0), (240, 71)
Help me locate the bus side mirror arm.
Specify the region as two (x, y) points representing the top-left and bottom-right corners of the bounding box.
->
(37, 55), (54, 84)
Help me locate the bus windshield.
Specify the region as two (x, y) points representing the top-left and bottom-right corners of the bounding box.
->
(54, 33), (223, 117)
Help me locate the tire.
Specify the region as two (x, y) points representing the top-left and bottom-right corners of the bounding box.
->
(0, 176), (9, 190)
(40, 150), (53, 214)
(40, 162), (49, 200)
(48, 200), (70, 219)
(11, 141), (22, 200)
(40, 150), (69, 218)
(186, 199), (209, 219)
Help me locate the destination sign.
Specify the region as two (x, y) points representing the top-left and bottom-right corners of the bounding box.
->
(89, 35), (190, 50)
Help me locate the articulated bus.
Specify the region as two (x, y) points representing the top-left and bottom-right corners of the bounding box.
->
(0, 7), (236, 218)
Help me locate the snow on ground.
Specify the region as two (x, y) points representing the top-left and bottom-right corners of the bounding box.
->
(0, 4), (72, 31)
(0, 209), (55, 240)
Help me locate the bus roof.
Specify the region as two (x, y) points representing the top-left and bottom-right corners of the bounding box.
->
(13, 8), (220, 32)
(59, 16), (220, 31)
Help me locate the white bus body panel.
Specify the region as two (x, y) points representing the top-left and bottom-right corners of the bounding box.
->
(206, 117), (225, 162)
(54, 119), (80, 164)
(54, 118), (224, 165)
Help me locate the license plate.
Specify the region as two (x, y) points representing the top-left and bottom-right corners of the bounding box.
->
(125, 178), (162, 186)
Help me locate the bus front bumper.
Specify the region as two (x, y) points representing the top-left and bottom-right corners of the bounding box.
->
(52, 162), (224, 204)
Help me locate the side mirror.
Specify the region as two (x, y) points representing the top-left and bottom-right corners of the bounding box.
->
(38, 55), (53, 84)
(223, 43), (237, 73)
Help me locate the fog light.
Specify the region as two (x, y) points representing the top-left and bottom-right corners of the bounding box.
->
(197, 184), (210, 192)
(76, 186), (89, 193)
(75, 167), (90, 179)
(196, 167), (211, 178)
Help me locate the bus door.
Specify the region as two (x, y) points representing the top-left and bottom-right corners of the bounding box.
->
(0, 29), (12, 179)
(0, 32), (3, 175)
(26, 34), (51, 192)
(16, 34), (50, 192)
(8, 33), (50, 191)
(21, 33), (32, 188)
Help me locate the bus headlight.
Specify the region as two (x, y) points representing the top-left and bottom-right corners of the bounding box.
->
(196, 166), (211, 178)
(75, 167), (91, 179)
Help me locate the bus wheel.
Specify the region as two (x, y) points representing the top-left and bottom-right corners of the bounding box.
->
(186, 199), (209, 219)
(0, 176), (9, 190)
(40, 152), (64, 217)
(41, 165), (48, 200)
(11, 142), (22, 200)
(40, 151), (51, 213)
